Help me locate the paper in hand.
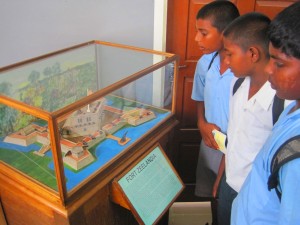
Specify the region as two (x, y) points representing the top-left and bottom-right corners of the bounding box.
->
(212, 129), (227, 154)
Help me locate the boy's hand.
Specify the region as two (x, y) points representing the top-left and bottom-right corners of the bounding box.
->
(199, 121), (220, 150)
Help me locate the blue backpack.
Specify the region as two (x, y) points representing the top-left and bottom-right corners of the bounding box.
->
(268, 136), (300, 200)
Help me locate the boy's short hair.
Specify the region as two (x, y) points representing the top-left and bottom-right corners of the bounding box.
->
(196, 1), (239, 32)
(268, 2), (300, 59)
(223, 12), (271, 54)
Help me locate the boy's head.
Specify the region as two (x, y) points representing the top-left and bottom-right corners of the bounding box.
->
(266, 2), (300, 101)
(195, 1), (239, 54)
(223, 12), (270, 77)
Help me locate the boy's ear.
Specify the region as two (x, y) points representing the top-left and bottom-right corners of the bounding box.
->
(248, 47), (260, 63)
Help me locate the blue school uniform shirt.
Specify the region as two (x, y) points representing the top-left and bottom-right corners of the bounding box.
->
(231, 101), (300, 225)
(191, 52), (234, 133)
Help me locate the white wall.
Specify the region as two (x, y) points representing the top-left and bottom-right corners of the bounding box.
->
(0, 0), (155, 67)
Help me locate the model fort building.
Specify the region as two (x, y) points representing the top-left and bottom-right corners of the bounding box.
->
(3, 122), (98, 170)
(3, 124), (49, 148)
(121, 108), (156, 126)
(63, 98), (106, 137)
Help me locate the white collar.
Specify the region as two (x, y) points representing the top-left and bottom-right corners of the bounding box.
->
(243, 77), (276, 111)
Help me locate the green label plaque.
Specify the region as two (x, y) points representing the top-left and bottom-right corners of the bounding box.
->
(115, 145), (184, 225)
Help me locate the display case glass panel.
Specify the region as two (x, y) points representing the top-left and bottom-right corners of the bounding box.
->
(0, 41), (177, 195)
(0, 106), (58, 191)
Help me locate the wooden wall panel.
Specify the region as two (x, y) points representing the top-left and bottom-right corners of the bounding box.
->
(186, 1), (210, 61)
(237, 0), (296, 16)
(182, 76), (198, 128)
(255, 1), (296, 18)
(236, 0), (256, 14)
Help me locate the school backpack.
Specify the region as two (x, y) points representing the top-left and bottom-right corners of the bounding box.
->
(267, 135), (300, 200)
(232, 78), (284, 125)
(207, 52), (218, 71)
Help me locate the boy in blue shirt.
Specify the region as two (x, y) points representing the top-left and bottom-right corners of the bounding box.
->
(191, 0), (239, 199)
(231, 2), (300, 224)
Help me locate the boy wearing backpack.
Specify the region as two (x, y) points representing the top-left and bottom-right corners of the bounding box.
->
(191, 1), (239, 200)
(231, 2), (300, 224)
(214, 12), (289, 225)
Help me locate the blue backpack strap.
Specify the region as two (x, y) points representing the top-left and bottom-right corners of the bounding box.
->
(272, 95), (284, 125)
(207, 52), (218, 71)
(268, 135), (300, 200)
(232, 78), (245, 95)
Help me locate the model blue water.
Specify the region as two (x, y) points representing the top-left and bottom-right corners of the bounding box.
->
(0, 111), (170, 191)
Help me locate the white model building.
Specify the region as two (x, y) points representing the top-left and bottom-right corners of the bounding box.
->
(63, 98), (106, 136)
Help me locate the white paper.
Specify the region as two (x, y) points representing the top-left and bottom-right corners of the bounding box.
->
(212, 129), (227, 154)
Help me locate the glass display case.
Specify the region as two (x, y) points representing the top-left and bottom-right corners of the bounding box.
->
(0, 40), (178, 204)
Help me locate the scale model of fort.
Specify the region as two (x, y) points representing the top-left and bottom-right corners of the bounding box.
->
(3, 97), (156, 171)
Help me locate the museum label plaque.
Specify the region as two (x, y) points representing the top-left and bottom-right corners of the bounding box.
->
(111, 145), (184, 225)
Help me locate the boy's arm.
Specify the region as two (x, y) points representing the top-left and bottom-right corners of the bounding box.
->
(212, 154), (225, 198)
(196, 101), (219, 149)
(278, 158), (300, 224)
